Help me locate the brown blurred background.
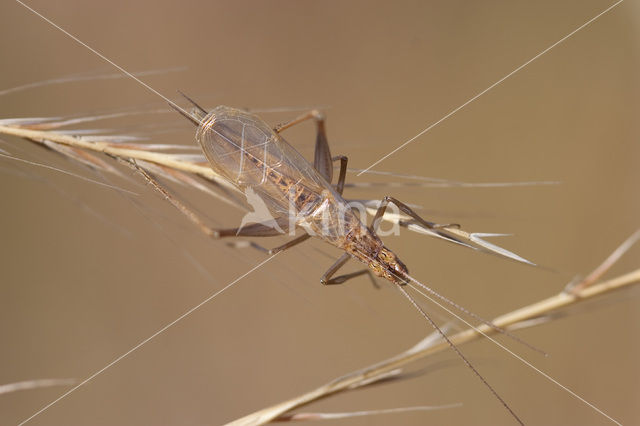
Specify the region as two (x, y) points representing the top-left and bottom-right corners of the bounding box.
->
(1, 1), (638, 425)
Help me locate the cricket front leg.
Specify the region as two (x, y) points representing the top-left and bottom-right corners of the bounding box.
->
(225, 233), (311, 255)
(132, 160), (288, 239)
(320, 253), (377, 287)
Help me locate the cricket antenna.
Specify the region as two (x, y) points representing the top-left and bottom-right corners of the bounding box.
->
(395, 284), (524, 425)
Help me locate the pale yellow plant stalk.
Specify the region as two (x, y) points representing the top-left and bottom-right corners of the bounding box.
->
(0, 125), (222, 183)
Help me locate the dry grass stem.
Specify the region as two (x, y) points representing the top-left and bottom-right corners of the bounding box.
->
(0, 379), (77, 396)
(0, 124), (224, 183)
(274, 404), (463, 422)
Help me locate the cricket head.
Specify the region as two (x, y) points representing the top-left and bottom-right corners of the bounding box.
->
(370, 246), (409, 285)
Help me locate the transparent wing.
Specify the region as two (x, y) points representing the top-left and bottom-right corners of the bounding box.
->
(196, 106), (336, 218)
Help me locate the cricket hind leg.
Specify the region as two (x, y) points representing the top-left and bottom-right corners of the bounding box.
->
(131, 160), (311, 254)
